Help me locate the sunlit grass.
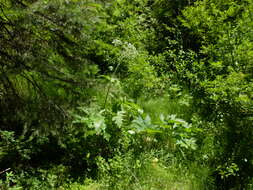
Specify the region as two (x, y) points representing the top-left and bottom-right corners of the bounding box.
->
(137, 94), (193, 122)
(88, 151), (214, 190)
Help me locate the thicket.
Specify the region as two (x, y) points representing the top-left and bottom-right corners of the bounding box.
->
(0, 0), (253, 189)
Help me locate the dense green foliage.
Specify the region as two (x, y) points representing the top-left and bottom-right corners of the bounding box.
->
(1, 0), (253, 189)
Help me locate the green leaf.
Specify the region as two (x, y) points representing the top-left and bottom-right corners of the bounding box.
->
(112, 111), (126, 127)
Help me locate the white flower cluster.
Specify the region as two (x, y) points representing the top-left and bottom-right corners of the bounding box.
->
(112, 39), (138, 59)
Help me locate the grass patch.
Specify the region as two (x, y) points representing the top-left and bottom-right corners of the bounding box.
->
(137, 94), (193, 122)
(94, 151), (214, 190)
